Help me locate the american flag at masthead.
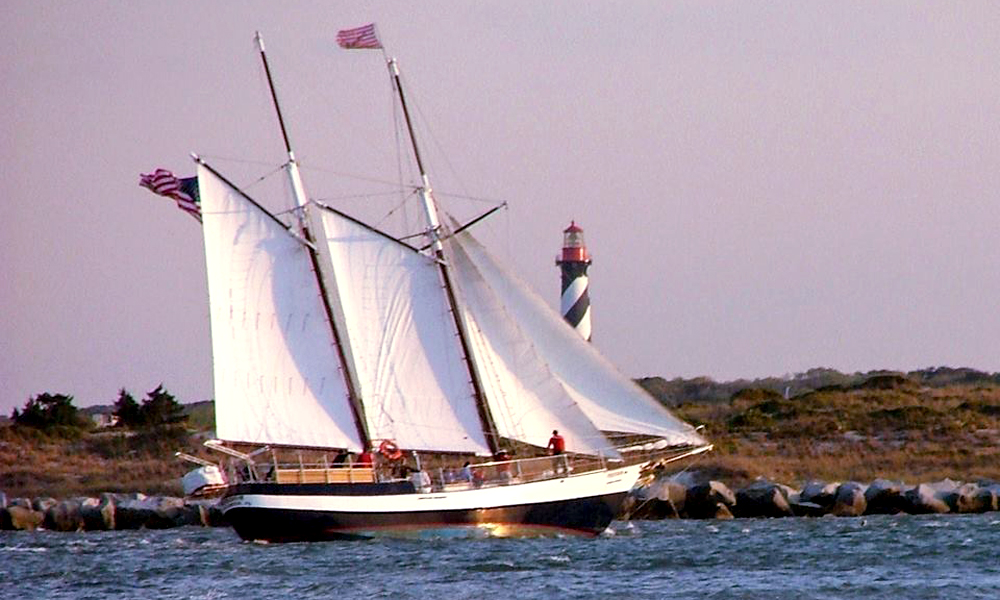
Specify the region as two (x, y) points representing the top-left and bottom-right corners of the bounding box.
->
(139, 168), (202, 222)
(336, 23), (382, 50)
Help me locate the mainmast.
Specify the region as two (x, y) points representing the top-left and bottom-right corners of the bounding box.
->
(255, 32), (371, 450)
(388, 58), (501, 454)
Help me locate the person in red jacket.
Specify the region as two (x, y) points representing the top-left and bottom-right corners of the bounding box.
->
(355, 448), (374, 467)
(547, 430), (567, 475)
(547, 430), (565, 455)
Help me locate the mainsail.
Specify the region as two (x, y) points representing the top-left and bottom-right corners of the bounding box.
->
(199, 164), (364, 450)
(310, 204), (491, 455)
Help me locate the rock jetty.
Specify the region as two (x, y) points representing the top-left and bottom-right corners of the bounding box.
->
(4, 476), (999, 533)
(625, 475), (1000, 520)
(0, 493), (226, 532)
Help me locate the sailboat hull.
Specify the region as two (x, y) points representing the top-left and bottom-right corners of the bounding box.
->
(221, 464), (642, 541)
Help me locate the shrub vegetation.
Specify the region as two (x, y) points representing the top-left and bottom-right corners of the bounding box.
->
(4, 368), (1000, 497)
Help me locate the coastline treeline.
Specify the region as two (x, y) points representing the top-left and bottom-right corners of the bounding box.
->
(637, 365), (1000, 406)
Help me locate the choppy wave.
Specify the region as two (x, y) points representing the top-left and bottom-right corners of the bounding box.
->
(1, 514), (999, 599)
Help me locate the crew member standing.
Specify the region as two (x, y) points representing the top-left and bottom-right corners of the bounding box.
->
(547, 430), (565, 455)
(547, 430), (566, 475)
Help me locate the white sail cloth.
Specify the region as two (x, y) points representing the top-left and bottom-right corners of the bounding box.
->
(447, 230), (709, 449)
(197, 161), (705, 455)
(311, 206), (491, 455)
(198, 165), (364, 450)
(445, 235), (614, 456)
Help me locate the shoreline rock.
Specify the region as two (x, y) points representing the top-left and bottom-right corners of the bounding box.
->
(627, 475), (1000, 521)
(0, 493), (227, 532)
(4, 475), (1000, 532)
(733, 480), (794, 518)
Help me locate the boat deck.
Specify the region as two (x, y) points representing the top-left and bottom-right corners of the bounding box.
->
(274, 467), (376, 484)
(232, 445), (710, 493)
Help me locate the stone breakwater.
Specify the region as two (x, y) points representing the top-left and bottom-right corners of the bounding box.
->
(3, 476), (999, 532)
(625, 474), (1000, 519)
(0, 492), (227, 532)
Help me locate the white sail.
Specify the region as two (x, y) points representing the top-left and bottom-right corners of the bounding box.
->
(449, 229), (709, 448)
(445, 234), (616, 457)
(311, 205), (491, 455)
(198, 164), (364, 450)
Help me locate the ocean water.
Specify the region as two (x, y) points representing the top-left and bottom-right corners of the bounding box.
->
(2, 514), (998, 600)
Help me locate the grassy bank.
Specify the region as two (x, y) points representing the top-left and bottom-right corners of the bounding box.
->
(0, 424), (216, 499)
(3, 373), (1000, 499)
(668, 380), (1000, 487)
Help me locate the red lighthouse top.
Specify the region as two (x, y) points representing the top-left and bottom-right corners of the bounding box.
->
(559, 220), (590, 263)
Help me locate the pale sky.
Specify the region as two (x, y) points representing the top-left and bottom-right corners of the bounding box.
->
(3, 1), (1000, 414)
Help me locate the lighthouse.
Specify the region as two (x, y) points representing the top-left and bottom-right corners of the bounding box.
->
(556, 221), (592, 341)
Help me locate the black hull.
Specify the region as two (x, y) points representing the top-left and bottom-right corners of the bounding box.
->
(222, 484), (628, 542)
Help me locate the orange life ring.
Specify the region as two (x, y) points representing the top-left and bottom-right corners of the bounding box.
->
(379, 439), (403, 461)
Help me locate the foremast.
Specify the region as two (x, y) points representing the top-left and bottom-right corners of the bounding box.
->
(255, 32), (371, 451)
(388, 58), (501, 455)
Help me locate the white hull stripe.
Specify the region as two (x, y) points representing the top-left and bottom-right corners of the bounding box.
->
(224, 464), (643, 514)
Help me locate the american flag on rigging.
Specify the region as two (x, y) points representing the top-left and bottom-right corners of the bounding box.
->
(336, 23), (382, 50)
(139, 168), (202, 223)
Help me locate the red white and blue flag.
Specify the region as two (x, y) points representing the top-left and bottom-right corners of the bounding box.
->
(336, 23), (382, 50)
(140, 168), (202, 223)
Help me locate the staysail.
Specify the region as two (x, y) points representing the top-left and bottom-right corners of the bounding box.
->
(198, 164), (364, 450)
(309, 204), (492, 455)
(444, 233), (614, 456)
(447, 228), (709, 449)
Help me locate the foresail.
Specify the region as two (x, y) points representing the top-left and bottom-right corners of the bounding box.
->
(449, 230), (709, 449)
(311, 205), (492, 455)
(198, 164), (364, 450)
(445, 235), (616, 457)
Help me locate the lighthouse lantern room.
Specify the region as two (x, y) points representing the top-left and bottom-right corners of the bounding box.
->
(556, 221), (593, 341)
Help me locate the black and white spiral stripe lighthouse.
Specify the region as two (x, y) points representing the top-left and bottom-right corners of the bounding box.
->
(556, 221), (593, 341)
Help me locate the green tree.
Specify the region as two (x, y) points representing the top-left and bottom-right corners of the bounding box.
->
(113, 388), (141, 427)
(11, 393), (83, 429)
(139, 384), (187, 427)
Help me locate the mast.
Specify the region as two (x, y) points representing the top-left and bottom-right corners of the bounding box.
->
(388, 58), (501, 454)
(255, 32), (371, 450)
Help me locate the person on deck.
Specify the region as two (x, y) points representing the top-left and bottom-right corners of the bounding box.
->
(495, 449), (512, 483)
(547, 430), (567, 475)
(547, 430), (565, 455)
(355, 448), (374, 467)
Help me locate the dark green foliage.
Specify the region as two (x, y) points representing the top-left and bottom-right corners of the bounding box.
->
(11, 393), (85, 430)
(113, 388), (141, 427)
(851, 374), (915, 391)
(726, 393), (803, 431)
(958, 401), (1000, 417)
(727, 409), (775, 430)
(730, 387), (784, 405)
(110, 385), (191, 430)
(183, 400), (216, 430)
(86, 424), (189, 459)
(753, 399), (798, 418)
(138, 384), (187, 428)
(83, 385), (192, 461)
(867, 405), (940, 429)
